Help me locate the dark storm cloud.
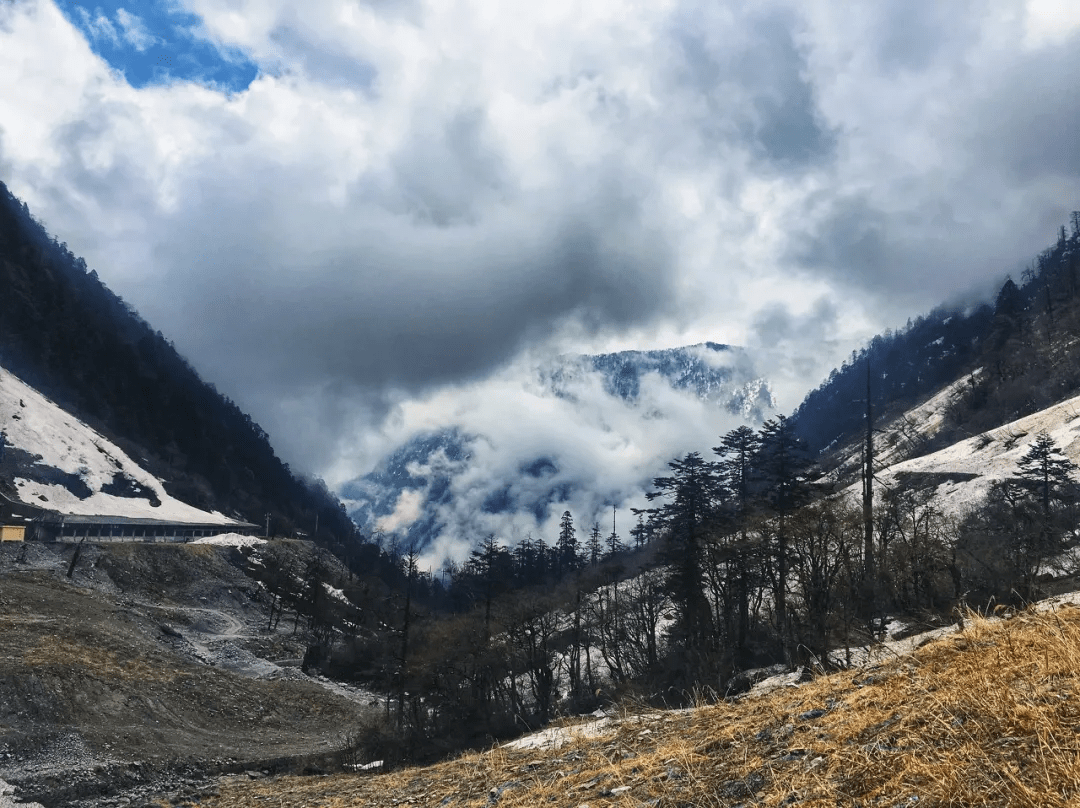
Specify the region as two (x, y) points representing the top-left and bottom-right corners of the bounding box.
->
(787, 192), (1051, 313)
(144, 153), (675, 412)
(5, 0), (1080, 479)
(671, 8), (835, 170)
(872, 0), (979, 73)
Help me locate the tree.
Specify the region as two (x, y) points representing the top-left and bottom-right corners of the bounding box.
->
(1011, 432), (1078, 592)
(647, 452), (722, 652)
(714, 426), (762, 654)
(1016, 431), (1077, 518)
(397, 543), (419, 726)
(756, 416), (813, 664)
(556, 511), (580, 574)
(586, 523), (603, 566)
(606, 506), (623, 557)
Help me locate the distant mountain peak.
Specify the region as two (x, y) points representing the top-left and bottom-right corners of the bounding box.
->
(344, 340), (775, 555)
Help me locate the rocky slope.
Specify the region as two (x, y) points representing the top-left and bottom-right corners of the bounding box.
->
(0, 539), (377, 807)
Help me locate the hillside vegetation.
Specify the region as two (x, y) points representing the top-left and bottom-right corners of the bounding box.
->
(205, 601), (1080, 808)
(794, 214), (1080, 464)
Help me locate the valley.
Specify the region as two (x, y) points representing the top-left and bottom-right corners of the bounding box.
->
(2, 139), (1080, 807)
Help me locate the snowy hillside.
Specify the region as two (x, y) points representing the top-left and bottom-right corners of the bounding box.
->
(852, 384), (1080, 517)
(0, 364), (239, 524)
(829, 370), (984, 481)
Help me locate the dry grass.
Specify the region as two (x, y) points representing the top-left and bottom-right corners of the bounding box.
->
(22, 634), (189, 682)
(203, 606), (1080, 807)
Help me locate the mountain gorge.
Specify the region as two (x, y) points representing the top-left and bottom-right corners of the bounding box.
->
(7, 172), (1080, 807)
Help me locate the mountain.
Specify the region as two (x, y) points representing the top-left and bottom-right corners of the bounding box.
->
(0, 181), (354, 549)
(341, 343), (774, 555)
(798, 217), (1080, 478)
(0, 362), (245, 526)
(542, 342), (774, 420)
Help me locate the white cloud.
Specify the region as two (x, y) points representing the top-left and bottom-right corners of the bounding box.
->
(115, 8), (158, 51)
(0, 0), (1077, 496)
(375, 487), (425, 534)
(75, 6), (119, 46)
(1023, 0), (1080, 49)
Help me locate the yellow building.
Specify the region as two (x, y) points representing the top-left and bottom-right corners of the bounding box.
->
(1, 525), (26, 542)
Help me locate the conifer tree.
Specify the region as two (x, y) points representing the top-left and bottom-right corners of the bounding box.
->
(757, 416), (812, 662)
(1016, 431), (1077, 516)
(556, 510), (580, 574)
(647, 452), (721, 651)
(587, 523), (603, 566)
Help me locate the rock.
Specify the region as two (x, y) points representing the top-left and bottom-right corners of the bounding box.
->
(719, 772), (766, 798)
(798, 708), (826, 721)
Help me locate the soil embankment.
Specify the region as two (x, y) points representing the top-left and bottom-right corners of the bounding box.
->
(0, 540), (376, 807)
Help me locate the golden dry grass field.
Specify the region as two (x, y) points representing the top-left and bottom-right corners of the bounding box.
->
(200, 605), (1080, 808)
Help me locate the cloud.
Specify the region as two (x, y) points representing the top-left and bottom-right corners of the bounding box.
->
(115, 8), (157, 51)
(0, 0), (1078, 490)
(74, 6), (119, 47)
(343, 349), (766, 566)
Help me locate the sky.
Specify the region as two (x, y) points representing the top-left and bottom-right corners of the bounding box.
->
(1, 0), (1080, 514)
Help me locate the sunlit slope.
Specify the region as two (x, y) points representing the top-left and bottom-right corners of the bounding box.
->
(205, 603), (1080, 808)
(858, 385), (1080, 517)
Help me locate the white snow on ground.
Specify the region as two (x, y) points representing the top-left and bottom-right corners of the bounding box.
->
(874, 371), (984, 468)
(831, 372), (984, 480)
(842, 388), (1080, 518)
(322, 582), (349, 603)
(0, 364), (238, 524)
(192, 534), (267, 549)
(501, 709), (618, 751)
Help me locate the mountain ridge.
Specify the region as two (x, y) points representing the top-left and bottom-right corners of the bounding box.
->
(342, 342), (775, 554)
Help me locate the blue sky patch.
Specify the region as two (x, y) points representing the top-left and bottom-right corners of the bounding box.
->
(57, 1), (258, 92)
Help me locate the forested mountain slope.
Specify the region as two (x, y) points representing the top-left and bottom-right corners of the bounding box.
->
(0, 182), (354, 549)
(794, 214), (1080, 472)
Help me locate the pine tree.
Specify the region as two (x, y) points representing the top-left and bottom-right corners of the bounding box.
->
(713, 425), (762, 655)
(647, 452), (722, 651)
(587, 523), (603, 566)
(1016, 431), (1077, 516)
(757, 415), (812, 663)
(556, 510), (580, 574)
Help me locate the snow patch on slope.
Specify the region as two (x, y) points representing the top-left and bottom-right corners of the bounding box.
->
(866, 388), (1080, 517)
(832, 371), (984, 481)
(0, 364), (237, 524)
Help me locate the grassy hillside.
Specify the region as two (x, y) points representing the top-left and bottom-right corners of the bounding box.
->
(205, 601), (1080, 807)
